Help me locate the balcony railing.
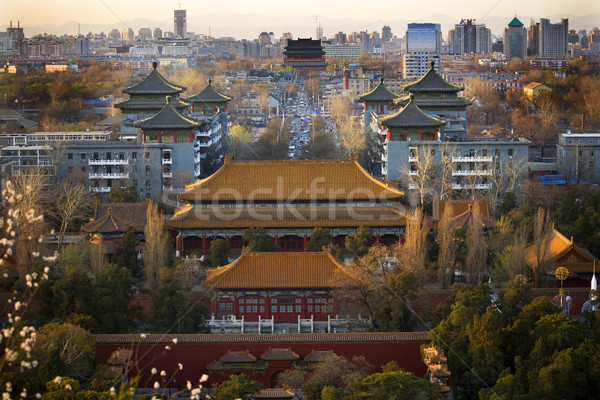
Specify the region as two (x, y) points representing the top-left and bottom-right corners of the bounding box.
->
(161, 158), (172, 165)
(452, 183), (492, 190)
(452, 155), (493, 163)
(408, 170), (418, 176)
(89, 186), (112, 193)
(162, 172), (173, 178)
(451, 169), (493, 176)
(408, 156), (418, 162)
(88, 159), (129, 166)
(89, 172), (129, 180)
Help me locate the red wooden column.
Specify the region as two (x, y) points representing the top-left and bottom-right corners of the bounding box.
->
(375, 234), (380, 245)
(176, 233), (183, 255)
(202, 235), (208, 255)
(274, 235), (279, 247)
(303, 235), (308, 252)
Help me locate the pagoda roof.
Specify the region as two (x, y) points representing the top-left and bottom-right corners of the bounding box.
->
(359, 78), (401, 102)
(261, 348), (300, 361)
(168, 206), (405, 229)
(524, 228), (598, 273)
(122, 62), (185, 95)
(379, 96), (445, 128)
(220, 350), (257, 363)
(134, 97), (199, 130)
(81, 203), (148, 233)
(394, 95), (473, 108)
(508, 17), (524, 27)
(203, 252), (357, 289)
(186, 79), (232, 104)
(304, 350), (336, 362)
(402, 62), (464, 93)
(435, 200), (494, 229)
(178, 158), (403, 202)
(114, 98), (188, 111)
(284, 38), (325, 52)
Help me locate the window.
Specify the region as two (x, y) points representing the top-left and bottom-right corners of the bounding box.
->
(133, 166), (137, 173)
(80, 153), (86, 160)
(239, 299), (244, 304)
(144, 152), (150, 159)
(260, 306), (264, 313)
(119, 152), (125, 159)
(315, 305), (321, 313)
(67, 153), (73, 160)
(239, 306), (244, 313)
(106, 152), (111, 160)
(271, 305), (277, 313)
(508, 149), (514, 157)
(307, 298), (313, 304)
(280, 305), (286, 313)
(218, 302), (233, 313)
(295, 298), (301, 304)
(252, 306), (257, 313)
(287, 305), (293, 313)
(132, 152), (137, 159)
(296, 305), (301, 313)
(307, 305), (313, 313)
(259, 298), (265, 304)
(271, 298), (277, 303)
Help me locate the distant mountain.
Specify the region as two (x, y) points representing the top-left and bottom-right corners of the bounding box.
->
(2, 13), (598, 41)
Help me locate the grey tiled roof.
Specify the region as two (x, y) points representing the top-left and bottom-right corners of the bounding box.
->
(186, 80), (232, 104)
(379, 97), (445, 128)
(403, 62), (464, 93)
(123, 62), (185, 95)
(359, 78), (401, 102)
(134, 98), (199, 130)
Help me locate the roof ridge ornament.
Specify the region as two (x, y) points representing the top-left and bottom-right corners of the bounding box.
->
(152, 61), (158, 70)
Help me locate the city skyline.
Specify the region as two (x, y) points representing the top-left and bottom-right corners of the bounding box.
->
(2, 0), (599, 39)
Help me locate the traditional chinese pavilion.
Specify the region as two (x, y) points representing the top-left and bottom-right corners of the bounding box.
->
(358, 77), (401, 119)
(114, 62), (188, 132)
(186, 79), (232, 116)
(203, 251), (357, 322)
(167, 158), (405, 255)
(395, 61), (472, 140)
(379, 95), (445, 142)
(81, 203), (148, 252)
(282, 38), (327, 75)
(524, 228), (599, 287)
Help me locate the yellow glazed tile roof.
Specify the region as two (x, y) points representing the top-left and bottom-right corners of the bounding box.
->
(203, 252), (356, 289)
(179, 159), (403, 202)
(524, 228), (598, 271)
(168, 206), (405, 229)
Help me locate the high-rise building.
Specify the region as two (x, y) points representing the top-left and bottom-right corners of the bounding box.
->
(153, 27), (163, 39)
(121, 28), (134, 42)
(448, 19), (491, 55)
(174, 9), (187, 38)
(503, 17), (527, 58)
(382, 26), (392, 42)
(138, 28), (152, 40)
(538, 18), (568, 57)
(403, 23), (441, 80)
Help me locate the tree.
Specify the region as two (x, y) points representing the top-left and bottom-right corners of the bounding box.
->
(108, 185), (139, 203)
(251, 117), (291, 160)
(112, 229), (139, 278)
(148, 267), (209, 334)
(299, 131), (340, 160)
(210, 374), (264, 400)
(35, 323), (95, 380)
(436, 211), (458, 289)
(302, 354), (372, 400)
(400, 144), (437, 206)
(277, 368), (306, 390)
(532, 207), (553, 287)
(242, 227), (279, 252)
(345, 225), (372, 260)
(464, 203), (488, 284)
(142, 201), (170, 290)
(226, 124), (255, 160)
(307, 227), (333, 251)
(393, 207), (428, 277)
(348, 370), (443, 400)
(47, 181), (92, 248)
(209, 238), (230, 267)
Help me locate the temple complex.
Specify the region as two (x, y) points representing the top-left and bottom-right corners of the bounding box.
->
(168, 157), (405, 255)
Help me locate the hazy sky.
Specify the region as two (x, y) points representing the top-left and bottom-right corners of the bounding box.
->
(3, 0), (599, 27)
